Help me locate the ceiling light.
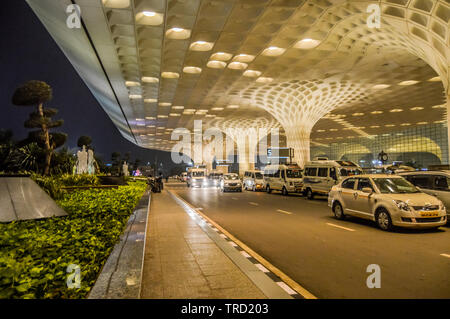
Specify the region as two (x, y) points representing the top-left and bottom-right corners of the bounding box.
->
(329, 129), (338, 132)
(294, 38), (321, 50)
(144, 98), (157, 103)
(129, 94), (142, 99)
(317, 129), (325, 132)
(207, 60), (227, 69)
(399, 80), (419, 86)
(211, 107), (224, 111)
(243, 70), (262, 77)
(145, 117), (156, 120)
(165, 27), (191, 40)
(256, 77), (273, 83)
(125, 81), (140, 87)
(189, 41), (214, 51)
(226, 105), (239, 109)
(390, 109), (403, 112)
(227, 62), (248, 70)
(417, 121), (428, 125)
(142, 77), (159, 83)
(385, 124), (395, 127)
(432, 104), (446, 109)
(172, 106), (184, 110)
(159, 102), (172, 107)
(102, 0), (130, 9)
(370, 125), (380, 128)
(410, 107), (424, 111)
(205, 114), (216, 118)
(434, 120), (445, 123)
(233, 54), (255, 63)
(210, 52), (232, 61)
(261, 46), (286, 57)
(372, 84), (391, 89)
(135, 118), (144, 121)
(183, 66), (202, 74)
(161, 72), (179, 79)
(136, 11), (163, 26)
(169, 113), (180, 117)
(370, 111), (383, 114)
(400, 123), (411, 126)
(428, 76), (441, 82)
(157, 115), (168, 118)
(352, 112), (364, 116)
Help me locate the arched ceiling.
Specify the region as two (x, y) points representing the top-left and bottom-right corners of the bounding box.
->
(27, 0), (449, 158)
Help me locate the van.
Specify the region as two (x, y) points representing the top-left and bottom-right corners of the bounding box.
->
(187, 168), (207, 188)
(303, 160), (362, 199)
(243, 170), (264, 191)
(399, 170), (450, 223)
(263, 164), (303, 195)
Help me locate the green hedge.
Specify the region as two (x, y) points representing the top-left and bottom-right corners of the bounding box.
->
(0, 181), (147, 299)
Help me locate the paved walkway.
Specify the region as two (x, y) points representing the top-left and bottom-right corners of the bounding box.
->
(140, 189), (267, 299)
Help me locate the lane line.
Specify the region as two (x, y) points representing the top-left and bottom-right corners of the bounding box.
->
(440, 253), (450, 258)
(326, 223), (355, 232)
(277, 209), (293, 215)
(249, 202), (259, 206)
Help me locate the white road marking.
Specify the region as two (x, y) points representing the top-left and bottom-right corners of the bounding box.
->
(220, 233), (228, 239)
(255, 263), (270, 273)
(276, 209), (293, 215)
(229, 241), (238, 247)
(440, 253), (450, 258)
(212, 227), (219, 232)
(240, 251), (251, 258)
(276, 281), (297, 295)
(249, 202), (259, 206)
(196, 207), (203, 210)
(326, 223), (355, 232)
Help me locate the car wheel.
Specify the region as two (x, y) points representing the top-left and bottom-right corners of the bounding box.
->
(266, 185), (272, 194)
(333, 202), (345, 220)
(282, 187), (288, 196)
(306, 188), (314, 200)
(376, 208), (393, 231)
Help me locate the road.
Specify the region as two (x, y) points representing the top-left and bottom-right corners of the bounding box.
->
(170, 184), (450, 299)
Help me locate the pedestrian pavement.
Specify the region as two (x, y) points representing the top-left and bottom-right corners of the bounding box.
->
(140, 189), (274, 299)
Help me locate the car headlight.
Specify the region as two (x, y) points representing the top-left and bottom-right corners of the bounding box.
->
(393, 200), (410, 211)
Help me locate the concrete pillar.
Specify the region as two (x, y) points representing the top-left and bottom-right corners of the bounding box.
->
(446, 92), (450, 166)
(284, 126), (311, 168)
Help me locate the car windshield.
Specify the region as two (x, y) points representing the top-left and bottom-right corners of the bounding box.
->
(254, 172), (263, 179)
(192, 171), (204, 177)
(224, 175), (239, 180)
(286, 169), (302, 178)
(373, 177), (420, 194)
(340, 168), (362, 176)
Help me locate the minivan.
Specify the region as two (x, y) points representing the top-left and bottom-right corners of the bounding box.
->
(303, 160), (362, 199)
(243, 170), (264, 191)
(263, 164), (303, 195)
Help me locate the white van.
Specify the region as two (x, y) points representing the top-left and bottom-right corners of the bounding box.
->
(187, 168), (207, 188)
(303, 160), (362, 199)
(243, 170), (264, 191)
(263, 164), (303, 195)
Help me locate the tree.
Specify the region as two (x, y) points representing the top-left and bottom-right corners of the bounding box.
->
(12, 81), (66, 175)
(77, 135), (92, 149)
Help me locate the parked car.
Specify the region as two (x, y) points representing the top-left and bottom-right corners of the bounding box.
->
(263, 164), (303, 195)
(399, 170), (450, 223)
(328, 174), (447, 231)
(220, 174), (243, 192)
(243, 170), (264, 191)
(303, 160), (362, 199)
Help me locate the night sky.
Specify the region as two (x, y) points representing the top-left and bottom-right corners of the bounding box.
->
(0, 1), (173, 168)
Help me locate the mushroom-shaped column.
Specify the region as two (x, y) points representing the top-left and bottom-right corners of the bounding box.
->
(242, 79), (366, 167)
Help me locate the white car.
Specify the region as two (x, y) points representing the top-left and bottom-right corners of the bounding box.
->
(328, 174), (447, 231)
(220, 174), (242, 192)
(243, 170), (264, 191)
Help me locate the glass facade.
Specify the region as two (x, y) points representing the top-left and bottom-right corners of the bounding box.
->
(310, 123), (448, 169)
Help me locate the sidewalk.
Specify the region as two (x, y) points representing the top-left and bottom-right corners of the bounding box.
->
(140, 189), (268, 299)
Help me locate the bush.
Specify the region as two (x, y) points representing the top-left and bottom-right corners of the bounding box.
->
(0, 181), (147, 299)
(31, 174), (64, 200)
(58, 174), (99, 187)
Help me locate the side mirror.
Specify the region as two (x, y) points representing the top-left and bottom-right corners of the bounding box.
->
(362, 187), (373, 194)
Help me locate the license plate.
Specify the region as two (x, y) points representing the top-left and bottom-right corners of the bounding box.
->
(420, 211), (439, 217)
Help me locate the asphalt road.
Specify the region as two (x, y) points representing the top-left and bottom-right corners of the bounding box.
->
(170, 183), (450, 299)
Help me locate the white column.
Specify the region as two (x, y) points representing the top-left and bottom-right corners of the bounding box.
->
(284, 126), (311, 168)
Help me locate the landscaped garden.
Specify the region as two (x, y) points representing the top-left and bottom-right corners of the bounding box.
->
(0, 178), (147, 299)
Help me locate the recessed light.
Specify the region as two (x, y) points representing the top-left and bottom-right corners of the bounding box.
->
(210, 52), (232, 61)
(399, 80), (419, 86)
(370, 125), (380, 128)
(102, 0), (130, 9)
(261, 46), (286, 56)
(352, 112), (364, 116)
(226, 105), (239, 109)
(317, 129), (325, 132)
(410, 107), (424, 111)
(165, 27), (191, 40)
(329, 129), (338, 132)
(432, 104), (446, 109)
(372, 84), (391, 89)
(243, 70), (262, 77)
(256, 77), (273, 83)
(233, 54), (255, 63)
(417, 121), (428, 125)
(189, 41), (214, 51)
(129, 94), (142, 99)
(144, 98), (157, 103)
(172, 106), (184, 110)
(142, 77), (159, 83)
(207, 60), (227, 69)
(159, 102), (172, 107)
(157, 115), (168, 118)
(211, 107), (224, 111)
(294, 38), (321, 50)
(183, 66), (202, 74)
(428, 76), (441, 82)
(125, 81), (140, 87)
(136, 11), (163, 26)
(169, 113), (180, 117)
(390, 109), (403, 112)
(227, 62), (248, 70)
(135, 118), (144, 121)
(370, 111), (383, 114)
(385, 124), (395, 127)
(161, 72), (179, 79)
(145, 116), (155, 120)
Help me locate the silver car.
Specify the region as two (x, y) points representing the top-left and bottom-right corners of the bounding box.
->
(220, 174), (243, 192)
(328, 174), (447, 231)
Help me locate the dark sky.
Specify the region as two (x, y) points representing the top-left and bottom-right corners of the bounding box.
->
(0, 1), (173, 168)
